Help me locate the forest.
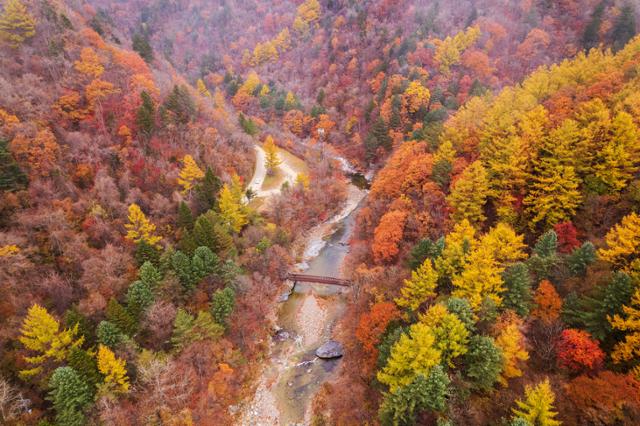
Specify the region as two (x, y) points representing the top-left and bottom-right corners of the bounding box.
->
(0, 0), (639, 425)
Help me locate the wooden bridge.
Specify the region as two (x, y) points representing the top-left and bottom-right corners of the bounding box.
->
(287, 273), (351, 287)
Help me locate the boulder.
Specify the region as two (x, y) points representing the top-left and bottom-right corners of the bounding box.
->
(315, 340), (344, 359)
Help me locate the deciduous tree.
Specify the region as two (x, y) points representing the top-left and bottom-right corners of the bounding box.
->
(177, 155), (205, 194)
(512, 379), (561, 426)
(125, 203), (162, 247)
(0, 0), (35, 48)
(97, 344), (130, 394)
(395, 258), (438, 311)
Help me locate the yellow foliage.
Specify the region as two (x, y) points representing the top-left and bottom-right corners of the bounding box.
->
(124, 203), (162, 247)
(419, 304), (469, 366)
(0, 108), (19, 130)
(435, 219), (477, 278)
(53, 92), (89, 122)
(0, 0), (35, 48)
(85, 79), (119, 109)
(447, 161), (490, 226)
(402, 80), (431, 114)
(74, 47), (104, 78)
(177, 155), (205, 193)
(197, 79), (211, 98)
(495, 316), (529, 386)
(297, 0), (321, 23)
(19, 304), (83, 378)
(97, 344), (130, 394)
(395, 258), (438, 311)
(433, 26), (481, 75)
(610, 288), (640, 364)
(480, 222), (527, 266)
(219, 176), (248, 233)
(274, 28), (291, 52)
(512, 379), (562, 426)
(296, 172), (310, 190)
(0, 244), (20, 256)
(598, 212), (640, 268)
(451, 244), (505, 310)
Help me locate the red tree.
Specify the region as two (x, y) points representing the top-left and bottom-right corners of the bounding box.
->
(554, 222), (580, 254)
(355, 301), (400, 370)
(556, 329), (605, 372)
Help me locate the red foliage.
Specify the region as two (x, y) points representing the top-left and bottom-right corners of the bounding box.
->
(355, 301), (400, 370)
(554, 222), (580, 254)
(556, 329), (604, 373)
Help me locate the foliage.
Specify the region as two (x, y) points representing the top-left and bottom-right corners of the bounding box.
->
(218, 176), (248, 233)
(177, 155), (205, 194)
(567, 242), (597, 276)
(136, 91), (156, 137)
(501, 263), (533, 317)
(0, 138), (27, 191)
(263, 135), (282, 174)
(171, 309), (224, 351)
(97, 344), (130, 394)
(532, 281), (562, 324)
(96, 321), (122, 348)
(48, 367), (91, 426)
(396, 258), (438, 311)
(464, 335), (503, 392)
(106, 299), (136, 336)
(419, 304), (469, 366)
(495, 315), (529, 386)
(356, 302), (401, 368)
(67, 348), (100, 392)
(373, 210), (408, 263)
(211, 286), (235, 327)
(512, 379), (561, 426)
(407, 237), (444, 270)
(125, 203), (162, 248)
(556, 329), (604, 372)
(0, 0), (35, 48)
(447, 161), (489, 226)
(126, 280), (154, 318)
(598, 212), (640, 268)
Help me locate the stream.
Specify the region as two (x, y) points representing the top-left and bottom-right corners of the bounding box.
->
(240, 174), (367, 425)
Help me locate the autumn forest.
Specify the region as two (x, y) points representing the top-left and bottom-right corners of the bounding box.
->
(1, 0), (640, 425)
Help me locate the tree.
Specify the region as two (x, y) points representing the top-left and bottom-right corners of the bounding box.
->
(139, 261), (161, 288)
(377, 323), (442, 392)
(598, 212), (640, 268)
(419, 304), (469, 366)
(567, 242), (597, 276)
(211, 286), (235, 327)
(125, 203), (162, 247)
(263, 135), (282, 174)
(74, 47), (103, 78)
(67, 348), (101, 392)
(582, 2), (605, 50)
(495, 316), (529, 386)
(192, 246), (220, 282)
(10, 128), (60, 178)
(97, 344), (130, 394)
(195, 167), (222, 212)
(172, 250), (197, 291)
(433, 26), (481, 75)
(480, 222), (527, 266)
(177, 155), (205, 194)
(610, 288), (640, 365)
(611, 3), (637, 51)
(403, 81), (431, 114)
(373, 210), (408, 263)
(48, 367), (91, 426)
(594, 112), (639, 192)
(19, 304), (83, 379)
(378, 366), (450, 426)
(126, 280), (154, 319)
(512, 379), (561, 426)
(162, 85), (196, 125)
(218, 178), (248, 233)
(407, 237), (444, 270)
(0, 138), (27, 191)
(502, 263), (533, 317)
(171, 309), (223, 351)
(106, 299), (136, 336)
(554, 222), (580, 254)
(464, 335), (503, 392)
(0, 0), (35, 48)
(296, 172), (310, 190)
(197, 79), (211, 98)
(447, 161), (490, 226)
(96, 321), (122, 348)
(395, 258), (438, 311)
(435, 219), (477, 278)
(445, 298), (476, 332)
(356, 302), (401, 368)
(365, 117), (392, 160)
(452, 245), (505, 310)
(556, 329), (604, 373)
(132, 32), (153, 62)
(528, 231), (559, 281)
(177, 201), (194, 229)
(532, 281), (562, 324)
(136, 91), (156, 137)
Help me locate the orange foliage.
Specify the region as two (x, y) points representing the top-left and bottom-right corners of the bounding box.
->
(10, 129), (61, 177)
(372, 209), (408, 263)
(556, 329), (604, 372)
(54, 92), (89, 123)
(355, 301), (400, 371)
(531, 280), (562, 324)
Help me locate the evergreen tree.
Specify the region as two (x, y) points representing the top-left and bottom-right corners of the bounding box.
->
(0, 138), (27, 191)
(378, 365), (450, 426)
(179, 228), (198, 255)
(96, 320), (122, 348)
(527, 231), (559, 281)
(105, 299), (136, 336)
(445, 297), (476, 332)
(502, 263), (533, 317)
(377, 326), (406, 370)
(567, 242), (597, 276)
(177, 201), (194, 230)
(365, 117), (392, 161)
(582, 2), (605, 50)
(48, 367), (91, 426)
(512, 379), (561, 426)
(132, 32), (154, 63)
(135, 239), (161, 267)
(407, 237), (445, 270)
(138, 261), (162, 289)
(195, 167), (222, 213)
(192, 246), (220, 282)
(64, 307), (93, 347)
(192, 213), (219, 253)
(211, 286), (235, 327)
(171, 250), (196, 291)
(0, 0), (36, 48)
(136, 91), (155, 137)
(611, 3), (637, 51)
(67, 348), (101, 393)
(161, 85), (196, 125)
(171, 308), (224, 350)
(464, 335), (503, 392)
(125, 280), (154, 319)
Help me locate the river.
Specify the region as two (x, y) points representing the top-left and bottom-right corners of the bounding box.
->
(239, 178), (367, 425)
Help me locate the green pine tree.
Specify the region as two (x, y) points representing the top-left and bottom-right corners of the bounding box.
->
(67, 348), (101, 393)
(611, 3), (637, 51)
(161, 85), (196, 125)
(138, 261), (162, 289)
(464, 335), (503, 392)
(177, 201), (194, 230)
(195, 167), (222, 213)
(407, 237), (445, 270)
(126, 280), (154, 319)
(502, 263), (533, 317)
(445, 297), (476, 332)
(48, 367), (92, 426)
(0, 138), (27, 191)
(211, 286), (235, 327)
(134, 239), (161, 267)
(132, 32), (153, 63)
(136, 91), (155, 137)
(105, 299), (136, 336)
(192, 246), (220, 282)
(171, 250), (196, 291)
(567, 241), (597, 276)
(96, 320), (122, 348)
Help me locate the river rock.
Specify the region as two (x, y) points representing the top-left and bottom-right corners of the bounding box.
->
(315, 340), (344, 359)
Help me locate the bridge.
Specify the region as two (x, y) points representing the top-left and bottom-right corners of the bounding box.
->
(287, 273), (351, 287)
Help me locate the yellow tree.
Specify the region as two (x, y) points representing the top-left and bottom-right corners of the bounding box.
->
(177, 154), (205, 193)
(74, 47), (104, 78)
(594, 111), (640, 192)
(97, 344), (130, 394)
(433, 26), (481, 75)
(480, 222), (527, 267)
(435, 219), (477, 278)
(447, 161), (490, 226)
(297, 0), (321, 23)
(452, 245), (505, 310)
(19, 304), (83, 379)
(263, 135), (282, 174)
(124, 203), (162, 247)
(274, 28), (291, 51)
(219, 180), (248, 233)
(0, 244), (19, 256)
(402, 80), (431, 114)
(395, 258), (438, 311)
(419, 304), (469, 366)
(0, 0), (35, 48)
(494, 314), (529, 386)
(197, 79), (211, 98)
(598, 212), (640, 268)
(512, 379), (562, 426)
(610, 288), (640, 365)
(377, 322), (442, 392)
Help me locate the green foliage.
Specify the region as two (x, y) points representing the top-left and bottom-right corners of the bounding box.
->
(211, 286), (235, 327)
(161, 85), (196, 125)
(445, 297), (475, 332)
(195, 167), (222, 213)
(533, 231), (558, 258)
(136, 91), (155, 137)
(611, 3), (637, 51)
(134, 239), (161, 267)
(502, 263), (533, 317)
(377, 325), (407, 370)
(171, 308), (224, 351)
(582, 1), (605, 50)
(464, 335), (503, 392)
(562, 272), (634, 341)
(48, 367), (91, 426)
(0, 138), (27, 191)
(96, 320), (122, 348)
(177, 201), (194, 230)
(192, 246), (220, 282)
(67, 348), (100, 392)
(132, 32), (153, 62)
(407, 237), (445, 270)
(431, 159), (452, 189)
(239, 112), (258, 135)
(365, 117), (392, 161)
(192, 213), (219, 253)
(527, 231), (559, 281)
(139, 261), (162, 288)
(126, 280), (154, 318)
(171, 250), (196, 291)
(510, 418), (530, 426)
(378, 365), (450, 426)
(105, 299), (136, 336)
(567, 242), (597, 276)
(64, 307), (93, 346)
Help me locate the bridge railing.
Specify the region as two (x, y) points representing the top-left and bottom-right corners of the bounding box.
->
(287, 273), (351, 287)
